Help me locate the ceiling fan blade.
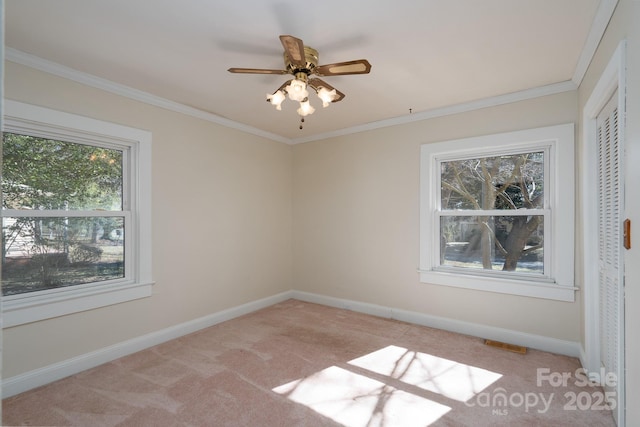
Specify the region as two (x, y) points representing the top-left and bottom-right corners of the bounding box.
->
(314, 59), (371, 76)
(274, 79), (292, 93)
(279, 35), (306, 68)
(308, 78), (346, 102)
(228, 67), (288, 75)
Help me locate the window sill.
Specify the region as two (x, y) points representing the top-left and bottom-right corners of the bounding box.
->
(2, 281), (154, 328)
(418, 269), (577, 302)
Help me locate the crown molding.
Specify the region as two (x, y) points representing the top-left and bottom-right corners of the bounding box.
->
(10, 4), (615, 148)
(294, 0), (620, 147)
(291, 80), (578, 144)
(572, 0), (619, 86)
(4, 48), (291, 145)
(3, 48), (578, 146)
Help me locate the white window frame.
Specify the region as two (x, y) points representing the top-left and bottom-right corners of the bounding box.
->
(2, 100), (153, 327)
(419, 123), (576, 301)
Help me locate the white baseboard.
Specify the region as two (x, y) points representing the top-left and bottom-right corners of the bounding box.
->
(2, 291), (294, 398)
(4, 289), (583, 398)
(291, 290), (583, 358)
(578, 346), (589, 371)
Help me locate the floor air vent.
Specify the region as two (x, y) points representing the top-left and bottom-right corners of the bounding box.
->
(484, 339), (527, 354)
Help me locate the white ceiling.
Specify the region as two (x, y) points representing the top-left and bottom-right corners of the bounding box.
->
(5, 0), (608, 143)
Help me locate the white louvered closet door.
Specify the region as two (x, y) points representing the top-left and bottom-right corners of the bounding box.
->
(597, 90), (624, 414)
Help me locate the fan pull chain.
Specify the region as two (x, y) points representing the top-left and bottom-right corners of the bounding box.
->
(299, 117), (305, 130)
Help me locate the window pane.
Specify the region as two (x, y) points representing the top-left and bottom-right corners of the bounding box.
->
(2, 133), (123, 211)
(439, 215), (544, 274)
(440, 152), (544, 210)
(2, 216), (125, 296)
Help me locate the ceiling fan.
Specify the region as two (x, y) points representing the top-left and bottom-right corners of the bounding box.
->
(228, 35), (371, 127)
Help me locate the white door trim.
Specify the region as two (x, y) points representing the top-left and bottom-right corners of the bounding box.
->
(582, 40), (626, 425)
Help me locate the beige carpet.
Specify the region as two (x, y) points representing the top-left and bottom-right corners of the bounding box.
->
(3, 299), (616, 426)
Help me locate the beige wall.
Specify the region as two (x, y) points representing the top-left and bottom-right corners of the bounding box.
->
(4, 60), (583, 380)
(293, 91), (580, 341)
(3, 62), (293, 377)
(578, 0), (640, 422)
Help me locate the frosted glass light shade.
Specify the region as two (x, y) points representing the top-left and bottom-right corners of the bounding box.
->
(317, 87), (337, 107)
(266, 90), (286, 110)
(286, 79), (309, 102)
(297, 99), (315, 117)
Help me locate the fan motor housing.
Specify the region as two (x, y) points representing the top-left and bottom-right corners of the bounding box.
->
(284, 46), (319, 74)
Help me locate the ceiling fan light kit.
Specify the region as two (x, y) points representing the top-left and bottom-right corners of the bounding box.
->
(228, 35), (371, 128)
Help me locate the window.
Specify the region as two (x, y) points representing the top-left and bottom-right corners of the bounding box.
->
(2, 101), (153, 326)
(419, 124), (576, 301)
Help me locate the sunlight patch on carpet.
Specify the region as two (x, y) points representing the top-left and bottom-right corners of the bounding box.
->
(348, 345), (502, 402)
(273, 366), (450, 426)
